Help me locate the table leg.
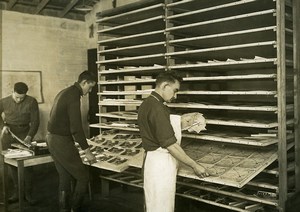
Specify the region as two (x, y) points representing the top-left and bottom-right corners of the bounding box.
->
(101, 178), (110, 197)
(88, 182), (92, 200)
(1, 155), (8, 212)
(17, 160), (24, 212)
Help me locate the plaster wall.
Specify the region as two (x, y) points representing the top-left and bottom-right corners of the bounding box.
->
(1, 10), (89, 140)
(0, 0), (143, 141)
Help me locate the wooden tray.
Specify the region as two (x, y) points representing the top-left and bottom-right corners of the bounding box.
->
(178, 142), (277, 188)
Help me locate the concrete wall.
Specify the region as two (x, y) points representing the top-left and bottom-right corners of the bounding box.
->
(1, 10), (89, 140)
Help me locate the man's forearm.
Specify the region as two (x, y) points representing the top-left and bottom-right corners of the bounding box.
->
(167, 143), (198, 169)
(0, 115), (5, 130)
(27, 121), (39, 137)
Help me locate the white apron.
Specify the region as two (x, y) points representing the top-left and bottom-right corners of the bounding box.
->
(144, 114), (182, 212)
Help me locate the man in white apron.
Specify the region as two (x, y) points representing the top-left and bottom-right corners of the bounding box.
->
(138, 71), (209, 212)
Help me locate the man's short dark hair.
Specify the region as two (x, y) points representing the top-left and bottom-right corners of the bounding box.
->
(155, 71), (183, 87)
(14, 82), (28, 94)
(77, 70), (97, 83)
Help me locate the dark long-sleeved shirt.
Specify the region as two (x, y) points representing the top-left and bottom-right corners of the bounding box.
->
(47, 82), (89, 150)
(137, 91), (177, 151)
(0, 95), (39, 137)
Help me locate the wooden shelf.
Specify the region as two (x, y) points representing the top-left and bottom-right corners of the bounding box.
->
(167, 102), (278, 112)
(99, 169), (277, 212)
(97, 16), (165, 36)
(96, 53), (166, 66)
(183, 74), (277, 81)
(166, 10), (275, 35)
(99, 100), (279, 112)
(179, 90), (277, 96)
(97, 3), (164, 24)
(167, 0), (274, 22)
(99, 74), (276, 85)
(98, 41), (166, 56)
(98, 30), (165, 47)
(99, 78), (154, 85)
(247, 180), (278, 191)
(169, 58), (277, 71)
(89, 123), (139, 132)
(97, 0), (163, 18)
(169, 26), (276, 48)
(99, 90), (152, 95)
(182, 133), (295, 147)
(98, 90), (277, 96)
(89, 123), (278, 147)
(96, 112), (279, 129)
(177, 181), (278, 207)
(166, 41), (276, 61)
(98, 65), (165, 75)
(206, 119), (278, 128)
(95, 0), (299, 210)
(262, 162), (295, 176)
(96, 112), (137, 120)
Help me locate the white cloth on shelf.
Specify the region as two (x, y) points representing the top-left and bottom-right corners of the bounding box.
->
(4, 149), (33, 158)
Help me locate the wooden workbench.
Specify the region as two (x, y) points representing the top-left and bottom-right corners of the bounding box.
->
(0, 151), (53, 212)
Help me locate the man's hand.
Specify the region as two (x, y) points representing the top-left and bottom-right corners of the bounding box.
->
(24, 136), (32, 146)
(84, 148), (97, 165)
(1, 126), (10, 134)
(192, 163), (209, 178)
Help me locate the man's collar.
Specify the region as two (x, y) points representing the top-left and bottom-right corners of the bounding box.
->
(150, 91), (165, 103)
(74, 82), (83, 96)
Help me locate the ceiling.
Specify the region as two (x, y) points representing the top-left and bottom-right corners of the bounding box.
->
(0, 0), (100, 21)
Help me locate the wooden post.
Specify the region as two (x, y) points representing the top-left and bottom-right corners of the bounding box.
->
(294, 0), (300, 192)
(165, 0), (175, 70)
(276, 0), (287, 211)
(97, 20), (105, 135)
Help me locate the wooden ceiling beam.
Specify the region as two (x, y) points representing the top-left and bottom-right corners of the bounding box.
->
(34, 0), (50, 14)
(60, 0), (79, 18)
(7, 0), (18, 10)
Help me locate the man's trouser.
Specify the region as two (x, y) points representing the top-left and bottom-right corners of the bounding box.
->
(46, 133), (89, 210)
